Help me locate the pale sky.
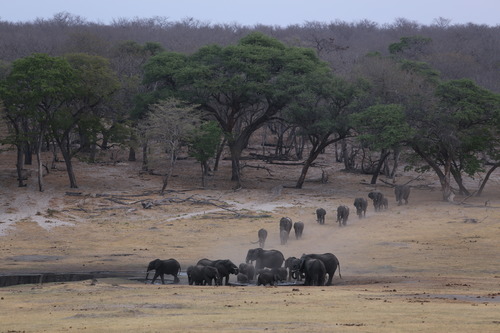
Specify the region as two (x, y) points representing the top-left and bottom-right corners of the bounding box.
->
(2, 0), (499, 27)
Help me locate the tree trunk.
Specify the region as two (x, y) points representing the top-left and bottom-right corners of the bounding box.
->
(35, 132), (44, 192)
(213, 137), (226, 172)
(476, 163), (499, 197)
(128, 146), (136, 161)
(370, 150), (391, 184)
(16, 145), (26, 187)
(142, 141), (149, 171)
(60, 146), (78, 188)
(295, 142), (322, 189)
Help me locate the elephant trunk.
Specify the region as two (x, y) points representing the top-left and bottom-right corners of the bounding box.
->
(145, 272), (149, 281)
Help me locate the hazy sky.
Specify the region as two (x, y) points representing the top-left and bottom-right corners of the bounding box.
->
(2, 0), (499, 27)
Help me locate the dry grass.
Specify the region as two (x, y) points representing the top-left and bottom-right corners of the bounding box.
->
(0, 148), (499, 332)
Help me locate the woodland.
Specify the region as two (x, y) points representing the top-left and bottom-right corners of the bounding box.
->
(0, 13), (499, 199)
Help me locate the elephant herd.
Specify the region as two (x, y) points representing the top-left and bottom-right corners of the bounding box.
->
(144, 184), (410, 287)
(321, 184), (411, 224)
(145, 248), (341, 287)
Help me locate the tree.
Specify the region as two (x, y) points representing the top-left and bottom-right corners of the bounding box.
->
(187, 120), (223, 187)
(0, 53), (77, 190)
(143, 32), (333, 186)
(137, 98), (200, 194)
(284, 74), (366, 188)
(409, 79), (500, 200)
(350, 104), (413, 184)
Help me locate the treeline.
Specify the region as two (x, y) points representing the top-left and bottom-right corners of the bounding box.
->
(0, 13), (499, 201)
(0, 13), (498, 92)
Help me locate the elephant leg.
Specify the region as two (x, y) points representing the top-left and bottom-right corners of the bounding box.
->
(160, 274), (165, 284)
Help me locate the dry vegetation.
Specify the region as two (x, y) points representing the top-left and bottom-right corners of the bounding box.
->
(0, 147), (499, 332)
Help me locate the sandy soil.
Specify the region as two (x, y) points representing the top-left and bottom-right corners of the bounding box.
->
(0, 148), (499, 332)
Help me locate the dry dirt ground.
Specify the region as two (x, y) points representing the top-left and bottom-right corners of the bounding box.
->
(0, 148), (499, 332)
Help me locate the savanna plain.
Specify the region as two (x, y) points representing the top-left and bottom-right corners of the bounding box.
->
(0, 148), (499, 333)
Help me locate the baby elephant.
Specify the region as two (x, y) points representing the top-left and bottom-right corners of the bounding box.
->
(368, 191), (385, 212)
(146, 258), (181, 284)
(316, 208), (326, 224)
(293, 222), (304, 239)
(337, 205), (350, 226)
(395, 184), (411, 205)
(257, 270), (279, 286)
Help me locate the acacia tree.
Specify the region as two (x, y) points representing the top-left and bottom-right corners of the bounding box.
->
(143, 32), (332, 186)
(409, 79), (500, 200)
(284, 74), (366, 189)
(0, 53), (77, 190)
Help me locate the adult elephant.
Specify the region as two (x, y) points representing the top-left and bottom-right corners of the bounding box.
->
(316, 208), (326, 224)
(285, 256), (303, 281)
(293, 222), (304, 239)
(196, 258), (239, 285)
(299, 257), (326, 286)
(368, 191), (385, 212)
(238, 263), (256, 281)
(187, 265), (221, 285)
(298, 253), (341, 286)
(395, 184), (411, 205)
(258, 228), (268, 248)
(279, 217), (293, 234)
(353, 198), (367, 218)
(246, 248), (285, 270)
(336, 205), (349, 226)
(146, 258), (181, 284)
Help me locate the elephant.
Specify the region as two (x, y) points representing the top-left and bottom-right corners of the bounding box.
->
(381, 197), (389, 210)
(280, 229), (289, 245)
(336, 205), (350, 226)
(238, 263), (255, 280)
(237, 273), (249, 283)
(395, 184), (411, 205)
(257, 270), (279, 286)
(285, 256), (303, 281)
(293, 221), (304, 239)
(258, 228), (268, 248)
(271, 267), (288, 282)
(246, 248), (285, 270)
(196, 258), (239, 285)
(316, 208), (326, 224)
(300, 258), (326, 286)
(279, 217), (293, 234)
(187, 265), (221, 285)
(368, 191), (385, 212)
(146, 258), (181, 284)
(353, 198), (368, 218)
(298, 253), (341, 286)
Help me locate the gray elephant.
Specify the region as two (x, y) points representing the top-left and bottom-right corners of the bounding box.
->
(238, 263), (255, 280)
(395, 184), (411, 205)
(298, 253), (341, 286)
(293, 221), (304, 239)
(237, 273), (249, 283)
(368, 191), (385, 212)
(316, 208), (326, 224)
(336, 205), (350, 226)
(146, 258), (181, 284)
(258, 228), (268, 248)
(300, 258), (326, 286)
(271, 267), (288, 282)
(285, 256), (303, 281)
(353, 198), (367, 218)
(381, 197), (388, 210)
(279, 217), (293, 234)
(280, 229), (289, 245)
(246, 248), (285, 270)
(257, 270), (279, 286)
(196, 258), (239, 285)
(187, 265), (221, 285)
